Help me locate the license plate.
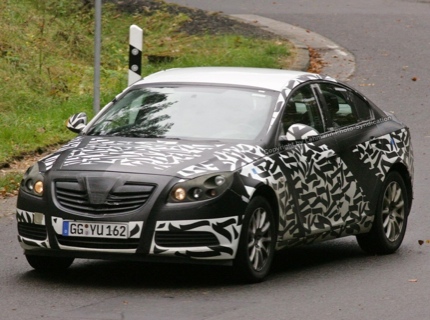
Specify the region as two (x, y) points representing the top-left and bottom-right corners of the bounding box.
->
(62, 221), (129, 239)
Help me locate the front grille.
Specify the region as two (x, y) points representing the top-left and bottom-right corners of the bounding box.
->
(155, 231), (220, 247)
(55, 180), (155, 214)
(56, 235), (140, 250)
(18, 223), (47, 240)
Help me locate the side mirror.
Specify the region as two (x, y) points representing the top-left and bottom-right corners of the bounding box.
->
(280, 123), (319, 142)
(67, 112), (87, 133)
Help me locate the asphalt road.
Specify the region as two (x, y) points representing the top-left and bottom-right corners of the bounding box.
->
(1, 0), (430, 319)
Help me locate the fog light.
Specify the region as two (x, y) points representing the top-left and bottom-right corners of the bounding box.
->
(34, 180), (44, 195)
(34, 212), (45, 225)
(173, 187), (186, 201)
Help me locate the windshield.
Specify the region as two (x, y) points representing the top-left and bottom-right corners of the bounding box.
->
(86, 85), (278, 141)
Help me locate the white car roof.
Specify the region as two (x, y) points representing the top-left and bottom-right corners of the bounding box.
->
(135, 67), (318, 92)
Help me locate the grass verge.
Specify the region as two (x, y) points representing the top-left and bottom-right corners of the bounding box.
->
(0, 0), (294, 195)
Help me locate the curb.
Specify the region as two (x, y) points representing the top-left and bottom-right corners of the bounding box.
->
(231, 14), (355, 81)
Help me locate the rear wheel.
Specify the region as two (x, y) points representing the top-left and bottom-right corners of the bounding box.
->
(25, 255), (74, 272)
(356, 171), (409, 254)
(234, 196), (276, 283)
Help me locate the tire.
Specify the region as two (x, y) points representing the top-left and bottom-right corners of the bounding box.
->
(356, 171), (409, 255)
(25, 255), (74, 272)
(234, 196), (276, 283)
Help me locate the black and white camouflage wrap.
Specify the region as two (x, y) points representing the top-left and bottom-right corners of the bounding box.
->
(17, 209), (50, 249)
(61, 138), (223, 170)
(33, 133), (402, 257)
(40, 136), (85, 171)
(66, 112), (87, 132)
(235, 142), (371, 248)
(178, 144), (266, 178)
(150, 217), (241, 259)
(17, 72), (413, 263)
(353, 128), (414, 181)
(285, 73), (337, 91)
(267, 95), (286, 133)
(285, 124), (320, 141)
(278, 143), (371, 245)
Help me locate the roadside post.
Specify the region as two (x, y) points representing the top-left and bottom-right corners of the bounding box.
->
(128, 25), (143, 86)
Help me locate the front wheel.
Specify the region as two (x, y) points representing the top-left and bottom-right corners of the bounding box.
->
(25, 255), (74, 272)
(356, 171), (409, 254)
(234, 196), (276, 283)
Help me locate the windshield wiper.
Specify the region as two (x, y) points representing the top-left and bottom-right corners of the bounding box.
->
(160, 136), (182, 140)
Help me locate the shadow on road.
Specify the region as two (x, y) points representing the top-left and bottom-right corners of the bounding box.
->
(272, 239), (367, 274)
(19, 239), (372, 288)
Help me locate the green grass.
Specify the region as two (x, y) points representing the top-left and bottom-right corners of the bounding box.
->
(0, 0), (293, 192)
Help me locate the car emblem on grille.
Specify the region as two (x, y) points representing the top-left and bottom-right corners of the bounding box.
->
(85, 177), (117, 205)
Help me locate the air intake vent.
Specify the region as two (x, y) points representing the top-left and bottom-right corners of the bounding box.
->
(155, 231), (220, 247)
(56, 235), (140, 250)
(18, 223), (47, 241)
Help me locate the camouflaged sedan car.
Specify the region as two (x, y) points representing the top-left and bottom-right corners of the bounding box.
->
(16, 67), (414, 282)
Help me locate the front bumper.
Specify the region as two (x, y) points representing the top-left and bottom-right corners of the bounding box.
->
(16, 171), (248, 263)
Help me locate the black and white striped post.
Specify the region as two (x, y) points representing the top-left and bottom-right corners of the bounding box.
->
(128, 25), (143, 86)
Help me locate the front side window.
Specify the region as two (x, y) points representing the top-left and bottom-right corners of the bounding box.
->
(86, 85), (278, 141)
(282, 85), (325, 133)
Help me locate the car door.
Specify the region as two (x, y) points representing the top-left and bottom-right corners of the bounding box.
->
(316, 82), (379, 233)
(277, 83), (345, 244)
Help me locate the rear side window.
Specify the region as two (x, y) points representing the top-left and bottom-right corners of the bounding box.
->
(352, 94), (373, 122)
(319, 83), (373, 128)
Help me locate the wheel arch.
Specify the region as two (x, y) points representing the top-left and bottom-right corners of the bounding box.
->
(251, 185), (280, 228)
(388, 162), (413, 214)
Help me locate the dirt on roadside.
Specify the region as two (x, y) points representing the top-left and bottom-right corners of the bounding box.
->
(106, 0), (281, 39)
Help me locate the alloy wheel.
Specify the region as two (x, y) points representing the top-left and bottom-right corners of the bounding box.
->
(382, 181), (405, 242)
(247, 207), (273, 271)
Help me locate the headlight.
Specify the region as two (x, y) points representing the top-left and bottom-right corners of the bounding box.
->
(21, 162), (45, 197)
(169, 173), (233, 203)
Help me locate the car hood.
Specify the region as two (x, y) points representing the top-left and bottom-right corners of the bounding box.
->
(39, 136), (267, 178)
